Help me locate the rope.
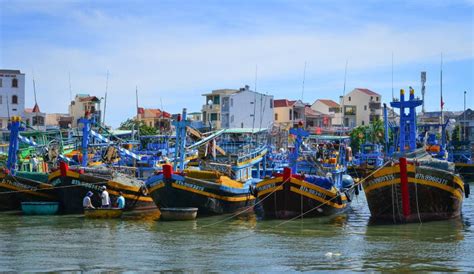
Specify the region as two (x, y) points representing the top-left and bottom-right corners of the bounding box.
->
(199, 176), (292, 228)
(413, 159), (422, 224)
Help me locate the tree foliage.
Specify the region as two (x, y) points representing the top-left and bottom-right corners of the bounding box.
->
(118, 118), (158, 136)
(349, 120), (386, 152)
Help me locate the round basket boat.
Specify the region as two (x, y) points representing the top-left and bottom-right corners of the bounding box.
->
(84, 208), (123, 219)
(21, 202), (59, 215)
(160, 207), (198, 221)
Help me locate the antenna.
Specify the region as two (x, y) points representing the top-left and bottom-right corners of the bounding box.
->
(340, 59), (348, 128)
(32, 75), (39, 130)
(102, 70), (109, 126)
(440, 53), (444, 126)
(252, 65), (258, 130)
(301, 61), (307, 101)
(68, 72), (72, 102)
(421, 71), (426, 113)
(391, 52), (394, 100)
(135, 86), (140, 138)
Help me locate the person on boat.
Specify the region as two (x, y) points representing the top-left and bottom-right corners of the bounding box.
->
(83, 191), (95, 209)
(30, 155), (39, 172)
(100, 186), (111, 208)
(116, 191), (125, 209)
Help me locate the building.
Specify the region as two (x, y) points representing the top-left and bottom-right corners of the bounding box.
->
(201, 88), (239, 129)
(457, 108), (474, 144)
(273, 99), (306, 129)
(311, 99), (341, 126)
(45, 113), (74, 129)
(202, 86), (274, 129)
(136, 107), (171, 131)
(0, 69), (25, 129)
(188, 112), (204, 129)
(24, 103), (46, 130)
(69, 94), (102, 127)
(417, 110), (463, 132)
(305, 106), (333, 131)
(340, 88), (382, 127)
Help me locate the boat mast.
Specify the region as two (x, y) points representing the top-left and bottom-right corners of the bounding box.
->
(6, 117), (23, 174)
(440, 53), (444, 130)
(102, 70), (109, 126)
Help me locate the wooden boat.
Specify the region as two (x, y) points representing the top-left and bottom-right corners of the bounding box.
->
(254, 127), (355, 219)
(0, 117), (58, 210)
(21, 201), (59, 215)
(351, 142), (384, 178)
(146, 109), (265, 215)
(362, 88), (467, 223)
(160, 207), (198, 221)
(48, 116), (156, 214)
(84, 208), (123, 219)
(449, 140), (474, 183)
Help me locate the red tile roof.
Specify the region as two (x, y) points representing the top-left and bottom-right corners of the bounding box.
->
(317, 99), (339, 108)
(138, 108), (171, 118)
(356, 88), (380, 96)
(274, 99), (296, 108)
(32, 103), (41, 113)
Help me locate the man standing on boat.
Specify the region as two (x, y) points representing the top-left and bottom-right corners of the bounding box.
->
(101, 186), (111, 208)
(83, 191), (95, 209)
(116, 191), (125, 209)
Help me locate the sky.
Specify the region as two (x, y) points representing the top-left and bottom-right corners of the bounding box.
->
(0, 0), (473, 127)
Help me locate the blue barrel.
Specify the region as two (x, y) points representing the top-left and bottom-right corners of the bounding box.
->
(21, 202), (59, 215)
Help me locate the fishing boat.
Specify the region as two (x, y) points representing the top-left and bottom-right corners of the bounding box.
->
(351, 142), (384, 178)
(253, 125), (355, 219)
(0, 117), (58, 210)
(362, 88), (467, 223)
(84, 208), (123, 218)
(146, 109), (266, 215)
(448, 140), (474, 183)
(49, 115), (156, 214)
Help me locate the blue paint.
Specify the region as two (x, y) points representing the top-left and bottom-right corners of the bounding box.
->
(7, 118), (25, 175)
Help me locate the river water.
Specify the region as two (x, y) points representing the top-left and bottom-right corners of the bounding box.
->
(0, 190), (473, 272)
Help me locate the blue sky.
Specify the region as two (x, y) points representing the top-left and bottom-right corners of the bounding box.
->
(1, 0), (473, 127)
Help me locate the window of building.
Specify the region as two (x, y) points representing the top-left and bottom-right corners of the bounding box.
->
(32, 116), (45, 126)
(0, 120), (2, 128)
(364, 105), (367, 111)
(231, 115), (234, 123)
(289, 109), (293, 120)
(376, 97), (379, 101)
(213, 96), (220, 105)
(0, 96), (2, 104)
(12, 95), (18, 104)
(0, 78), (2, 87)
(202, 111), (207, 123)
(275, 113), (278, 121)
(270, 99), (273, 108)
(12, 78), (18, 88)
(210, 113), (218, 121)
(362, 121), (365, 125)
(370, 96), (373, 101)
(348, 96), (351, 101)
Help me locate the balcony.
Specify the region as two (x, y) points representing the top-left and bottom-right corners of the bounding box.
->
(369, 102), (381, 109)
(370, 114), (381, 122)
(202, 104), (220, 112)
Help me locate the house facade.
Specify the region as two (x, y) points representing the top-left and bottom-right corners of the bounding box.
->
(341, 88), (382, 127)
(273, 99), (306, 129)
(69, 94), (102, 127)
(311, 99), (341, 126)
(0, 69), (25, 129)
(136, 107), (172, 131)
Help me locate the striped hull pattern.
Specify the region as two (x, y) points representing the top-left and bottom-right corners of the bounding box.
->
(0, 173), (56, 211)
(254, 175), (353, 219)
(147, 174), (255, 215)
(49, 170), (155, 214)
(362, 163), (465, 223)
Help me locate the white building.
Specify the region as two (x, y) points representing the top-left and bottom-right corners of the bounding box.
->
(221, 86), (274, 129)
(311, 99), (341, 126)
(341, 88), (382, 127)
(24, 103), (46, 130)
(0, 69), (25, 129)
(69, 94), (101, 127)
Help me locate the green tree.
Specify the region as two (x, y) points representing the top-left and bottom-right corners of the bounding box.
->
(118, 118), (158, 136)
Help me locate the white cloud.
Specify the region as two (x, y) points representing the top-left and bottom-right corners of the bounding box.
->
(1, 2), (473, 126)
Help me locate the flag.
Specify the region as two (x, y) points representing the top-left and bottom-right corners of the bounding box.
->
(441, 96), (444, 110)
